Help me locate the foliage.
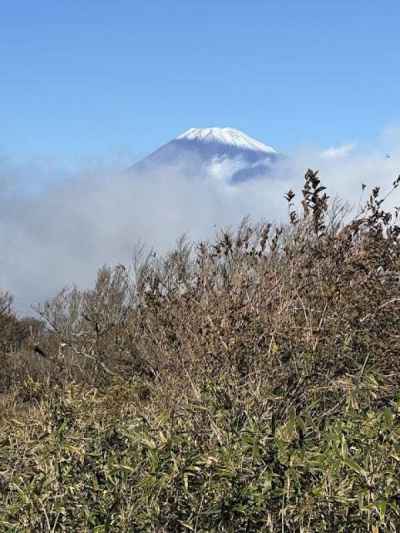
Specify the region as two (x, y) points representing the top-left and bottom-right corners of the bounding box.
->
(1, 170), (400, 531)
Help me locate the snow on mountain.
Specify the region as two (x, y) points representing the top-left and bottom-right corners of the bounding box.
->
(130, 127), (281, 183)
(176, 127), (277, 155)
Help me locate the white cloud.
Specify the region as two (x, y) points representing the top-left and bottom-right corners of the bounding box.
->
(321, 143), (355, 160)
(2, 127), (400, 313)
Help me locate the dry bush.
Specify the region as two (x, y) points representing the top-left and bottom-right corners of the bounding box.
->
(2, 170), (400, 530)
(0, 291), (48, 393)
(0, 290), (16, 352)
(6, 169), (400, 406)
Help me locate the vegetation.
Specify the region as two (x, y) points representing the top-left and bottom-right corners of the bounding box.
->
(1, 170), (400, 531)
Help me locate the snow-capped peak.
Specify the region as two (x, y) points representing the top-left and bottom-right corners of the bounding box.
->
(176, 127), (277, 154)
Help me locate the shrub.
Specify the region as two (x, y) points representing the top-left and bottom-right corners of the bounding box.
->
(1, 170), (400, 530)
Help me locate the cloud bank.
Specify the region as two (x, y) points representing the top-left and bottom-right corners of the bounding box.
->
(2, 127), (400, 313)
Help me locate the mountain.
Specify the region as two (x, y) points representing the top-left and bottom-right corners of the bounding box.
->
(130, 127), (281, 183)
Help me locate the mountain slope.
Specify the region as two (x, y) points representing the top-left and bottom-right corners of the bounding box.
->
(130, 127), (281, 183)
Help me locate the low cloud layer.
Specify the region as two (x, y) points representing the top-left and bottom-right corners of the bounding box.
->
(2, 127), (400, 313)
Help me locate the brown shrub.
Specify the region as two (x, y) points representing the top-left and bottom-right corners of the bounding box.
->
(3, 169), (400, 414)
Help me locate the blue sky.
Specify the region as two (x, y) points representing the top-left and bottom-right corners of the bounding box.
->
(2, 1), (400, 162)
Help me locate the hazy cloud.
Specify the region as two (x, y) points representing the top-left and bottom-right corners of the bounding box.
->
(321, 143), (356, 160)
(2, 128), (400, 313)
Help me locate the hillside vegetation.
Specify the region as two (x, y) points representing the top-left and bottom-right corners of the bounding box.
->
(1, 170), (400, 531)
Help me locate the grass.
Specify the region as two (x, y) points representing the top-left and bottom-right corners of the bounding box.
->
(1, 169), (400, 531)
